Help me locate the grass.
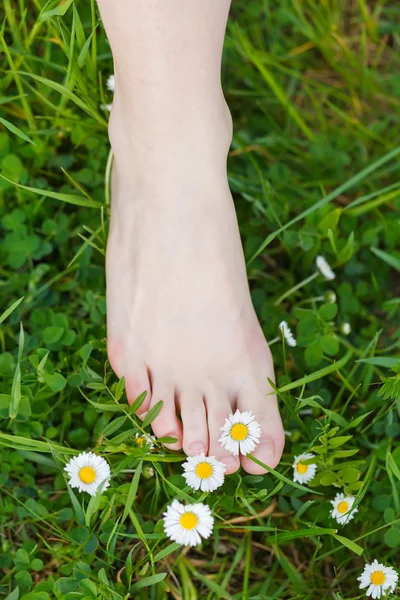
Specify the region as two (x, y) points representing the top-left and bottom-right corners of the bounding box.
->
(1, 0), (400, 598)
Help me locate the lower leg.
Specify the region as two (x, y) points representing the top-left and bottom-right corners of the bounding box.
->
(98, 0), (285, 474)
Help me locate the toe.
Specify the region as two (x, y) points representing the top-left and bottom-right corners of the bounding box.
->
(180, 389), (208, 456)
(237, 389), (285, 475)
(150, 386), (182, 451)
(125, 366), (152, 416)
(206, 387), (240, 475)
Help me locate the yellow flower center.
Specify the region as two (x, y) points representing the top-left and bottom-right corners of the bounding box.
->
(296, 462), (308, 474)
(180, 512), (199, 530)
(195, 462), (213, 479)
(136, 436), (145, 446)
(231, 423), (248, 441)
(370, 571), (386, 585)
(79, 466), (97, 484)
(337, 500), (349, 514)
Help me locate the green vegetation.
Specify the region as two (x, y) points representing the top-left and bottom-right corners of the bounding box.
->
(1, 1), (400, 598)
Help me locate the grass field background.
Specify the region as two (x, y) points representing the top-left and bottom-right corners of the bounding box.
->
(1, 1), (400, 598)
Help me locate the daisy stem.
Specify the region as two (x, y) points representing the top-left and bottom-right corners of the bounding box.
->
(247, 455), (323, 495)
(275, 272), (319, 306)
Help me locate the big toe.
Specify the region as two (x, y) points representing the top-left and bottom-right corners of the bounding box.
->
(237, 390), (285, 475)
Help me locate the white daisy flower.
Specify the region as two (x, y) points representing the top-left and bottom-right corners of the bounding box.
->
(358, 560), (398, 599)
(218, 410), (261, 456)
(279, 321), (297, 347)
(163, 500), (214, 547)
(64, 451), (111, 496)
(292, 452), (317, 484)
(182, 454), (225, 492)
(135, 432), (156, 450)
(100, 103), (113, 112)
(340, 322), (351, 335)
(106, 74), (115, 92)
(316, 255), (335, 280)
(330, 492), (358, 525)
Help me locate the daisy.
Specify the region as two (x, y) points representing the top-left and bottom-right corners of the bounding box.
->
(163, 500), (214, 547)
(135, 432), (156, 450)
(64, 451), (111, 496)
(330, 492), (358, 525)
(182, 454), (225, 492)
(358, 560), (398, 599)
(292, 452), (317, 484)
(316, 255), (335, 280)
(219, 410), (261, 456)
(106, 74), (115, 92)
(279, 321), (297, 347)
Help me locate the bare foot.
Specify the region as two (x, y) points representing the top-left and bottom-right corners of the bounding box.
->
(106, 97), (284, 475)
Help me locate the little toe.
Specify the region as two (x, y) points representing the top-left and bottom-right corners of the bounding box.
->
(150, 387), (182, 450)
(206, 388), (240, 475)
(238, 392), (285, 475)
(180, 389), (208, 456)
(125, 366), (152, 417)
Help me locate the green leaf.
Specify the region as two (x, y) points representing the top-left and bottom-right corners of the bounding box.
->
(115, 377), (125, 401)
(153, 542), (181, 562)
(330, 449), (359, 459)
(87, 399), (127, 413)
(384, 526), (400, 548)
(0, 296), (24, 325)
(328, 436), (353, 448)
(338, 467), (360, 483)
(5, 587), (20, 600)
(43, 372), (66, 392)
(0, 175), (103, 208)
(142, 401), (163, 428)
(387, 453), (400, 482)
(356, 357), (400, 368)
(43, 326), (64, 344)
(78, 579), (97, 598)
(102, 416), (127, 437)
(131, 573), (167, 591)
(278, 351), (352, 392)
(371, 247), (400, 272)
(0, 116), (34, 144)
(9, 323), (24, 419)
(319, 303), (338, 321)
(345, 412), (373, 429)
(122, 460), (143, 523)
(318, 208), (341, 235)
(332, 534), (363, 555)
(320, 472), (338, 486)
(38, 0), (74, 20)
(320, 335), (340, 356)
(130, 391), (148, 413)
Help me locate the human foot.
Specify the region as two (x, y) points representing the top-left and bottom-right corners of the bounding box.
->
(106, 100), (285, 475)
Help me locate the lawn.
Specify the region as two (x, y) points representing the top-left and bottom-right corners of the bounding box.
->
(1, 1), (400, 599)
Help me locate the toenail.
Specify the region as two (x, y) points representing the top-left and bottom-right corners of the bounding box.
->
(138, 411), (148, 420)
(258, 440), (275, 463)
(220, 456), (238, 467)
(188, 442), (206, 455)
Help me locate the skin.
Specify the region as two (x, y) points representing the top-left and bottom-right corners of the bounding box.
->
(97, 0), (285, 474)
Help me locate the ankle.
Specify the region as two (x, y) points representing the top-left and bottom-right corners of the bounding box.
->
(108, 91), (233, 165)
